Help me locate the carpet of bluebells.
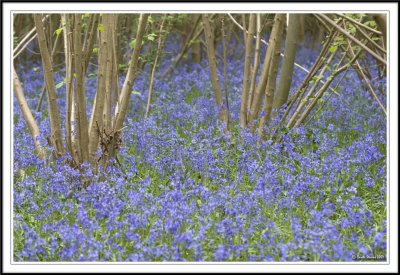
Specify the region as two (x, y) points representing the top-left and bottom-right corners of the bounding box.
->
(13, 36), (387, 262)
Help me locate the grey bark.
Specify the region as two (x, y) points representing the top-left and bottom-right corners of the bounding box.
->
(34, 14), (64, 156)
(112, 13), (149, 157)
(273, 13), (300, 111)
(248, 14), (285, 127)
(258, 14), (285, 136)
(202, 13), (228, 124)
(13, 68), (45, 159)
(240, 13), (255, 128)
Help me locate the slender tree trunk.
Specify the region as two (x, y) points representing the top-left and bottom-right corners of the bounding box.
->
(240, 13), (255, 128)
(82, 14), (100, 75)
(33, 14), (64, 156)
(258, 14), (285, 137)
(294, 48), (362, 127)
(111, 13), (149, 158)
(317, 13), (386, 65)
(277, 30), (337, 132)
(104, 14), (119, 133)
(191, 14), (202, 63)
(36, 32), (61, 112)
(13, 68), (45, 159)
(61, 14), (76, 163)
(14, 15), (50, 60)
(88, 14), (113, 163)
(286, 50), (337, 128)
(162, 15), (202, 79)
(202, 13), (228, 124)
(247, 14), (261, 113)
(145, 16), (166, 118)
(248, 14), (285, 127)
(73, 14), (89, 163)
(273, 13), (300, 111)
(221, 14), (230, 131)
(111, 15), (120, 115)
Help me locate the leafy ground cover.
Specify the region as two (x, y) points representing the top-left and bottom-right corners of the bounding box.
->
(13, 39), (387, 261)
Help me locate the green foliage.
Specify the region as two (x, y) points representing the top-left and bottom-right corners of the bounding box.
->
(310, 75), (323, 83)
(131, 90), (141, 96)
(53, 28), (63, 37)
(146, 33), (157, 42)
(55, 81), (64, 89)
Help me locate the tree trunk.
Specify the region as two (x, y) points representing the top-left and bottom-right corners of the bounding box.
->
(112, 14), (149, 158)
(33, 14), (64, 156)
(162, 15), (202, 79)
(221, 14), (230, 132)
(258, 14), (285, 137)
(202, 13), (228, 124)
(248, 14), (285, 127)
(191, 14), (202, 63)
(88, 14), (113, 163)
(73, 14), (89, 163)
(273, 13), (300, 111)
(145, 16), (166, 118)
(61, 14), (75, 163)
(286, 50), (337, 128)
(247, 14), (261, 114)
(13, 68), (46, 159)
(240, 13), (255, 128)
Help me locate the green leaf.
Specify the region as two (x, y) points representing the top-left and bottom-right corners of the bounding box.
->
(148, 16), (153, 24)
(54, 28), (63, 37)
(311, 75), (323, 83)
(97, 24), (104, 32)
(129, 39), (136, 49)
(348, 25), (356, 35)
(131, 90), (141, 95)
(56, 82), (64, 89)
(329, 45), (338, 53)
(147, 33), (157, 41)
(92, 47), (99, 54)
(33, 67), (39, 73)
(365, 20), (377, 28)
(88, 73), (96, 80)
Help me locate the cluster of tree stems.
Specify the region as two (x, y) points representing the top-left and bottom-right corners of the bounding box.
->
(13, 13), (387, 176)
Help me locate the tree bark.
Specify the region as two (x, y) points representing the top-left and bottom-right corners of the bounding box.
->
(221, 14), (230, 131)
(240, 13), (255, 128)
(273, 13), (300, 111)
(88, 14), (113, 163)
(73, 14), (89, 163)
(247, 14), (261, 114)
(82, 14), (99, 75)
(13, 68), (45, 159)
(145, 16), (166, 118)
(162, 15), (202, 79)
(33, 14), (64, 156)
(191, 14), (202, 63)
(248, 14), (285, 127)
(112, 14), (149, 158)
(286, 50), (337, 128)
(202, 13), (228, 124)
(61, 14), (75, 162)
(258, 14), (285, 137)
